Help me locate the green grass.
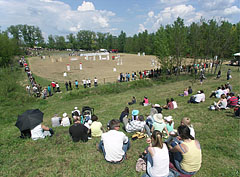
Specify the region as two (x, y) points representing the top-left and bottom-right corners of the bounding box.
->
(0, 64), (239, 177)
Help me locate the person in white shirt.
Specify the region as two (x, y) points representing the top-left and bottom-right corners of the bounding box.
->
(87, 79), (91, 87)
(141, 130), (173, 177)
(51, 114), (61, 127)
(94, 77), (98, 87)
(61, 113), (70, 127)
(98, 119), (130, 163)
(189, 90), (205, 103)
(26, 85), (31, 95)
(31, 124), (54, 140)
(72, 107), (81, 117)
(171, 98), (178, 109)
(82, 79), (87, 88)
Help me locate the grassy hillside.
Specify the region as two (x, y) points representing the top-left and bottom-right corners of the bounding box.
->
(0, 64), (239, 177)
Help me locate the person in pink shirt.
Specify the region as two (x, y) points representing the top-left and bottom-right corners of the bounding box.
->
(141, 96), (149, 106)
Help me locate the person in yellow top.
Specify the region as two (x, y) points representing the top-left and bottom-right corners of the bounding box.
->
(90, 115), (104, 137)
(169, 125), (202, 175)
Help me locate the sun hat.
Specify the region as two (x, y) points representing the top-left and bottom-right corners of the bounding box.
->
(132, 110), (139, 116)
(63, 113), (67, 117)
(153, 113), (163, 123)
(164, 116), (173, 122)
(150, 108), (158, 116)
(154, 104), (160, 107)
(74, 107), (78, 110)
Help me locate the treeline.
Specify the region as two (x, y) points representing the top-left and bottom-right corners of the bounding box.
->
(2, 17), (240, 67)
(0, 32), (21, 67)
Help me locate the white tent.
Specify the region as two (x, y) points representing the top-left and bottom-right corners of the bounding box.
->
(233, 52), (240, 56)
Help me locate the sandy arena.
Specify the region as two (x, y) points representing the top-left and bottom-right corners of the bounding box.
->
(28, 53), (158, 84)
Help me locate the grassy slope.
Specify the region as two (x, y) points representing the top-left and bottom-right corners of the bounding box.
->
(0, 65), (239, 177)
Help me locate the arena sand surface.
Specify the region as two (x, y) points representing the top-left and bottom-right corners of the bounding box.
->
(28, 53), (158, 84)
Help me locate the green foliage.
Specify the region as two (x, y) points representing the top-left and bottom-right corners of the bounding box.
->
(7, 24), (45, 47)
(0, 67), (36, 124)
(0, 33), (21, 67)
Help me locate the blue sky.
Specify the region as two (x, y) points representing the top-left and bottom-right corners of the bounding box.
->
(0, 0), (239, 38)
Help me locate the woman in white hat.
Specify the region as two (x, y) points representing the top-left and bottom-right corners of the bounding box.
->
(151, 114), (168, 135)
(164, 116), (175, 136)
(61, 113), (70, 127)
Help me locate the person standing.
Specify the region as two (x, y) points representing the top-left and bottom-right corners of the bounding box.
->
(94, 77), (98, 87)
(47, 85), (52, 96)
(75, 80), (79, 89)
(227, 69), (231, 80)
(98, 119), (130, 163)
(26, 85), (31, 96)
(65, 81), (69, 91)
(56, 82), (60, 92)
(51, 81), (56, 93)
(69, 81), (72, 90)
(82, 79), (87, 88)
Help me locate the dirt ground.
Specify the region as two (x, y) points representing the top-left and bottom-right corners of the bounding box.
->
(28, 53), (158, 84)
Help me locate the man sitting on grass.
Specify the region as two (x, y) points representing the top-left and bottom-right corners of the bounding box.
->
(31, 124), (54, 140)
(98, 119), (130, 163)
(227, 92), (238, 108)
(69, 117), (88, 142)
(123, 115), (151, 137)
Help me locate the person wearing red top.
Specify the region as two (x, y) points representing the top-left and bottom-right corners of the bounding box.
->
(51, 81), (56, 92)
(163, 98), (174, 110)
(227, 93), (238, 108)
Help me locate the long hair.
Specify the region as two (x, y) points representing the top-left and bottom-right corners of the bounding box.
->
(124, 107), (129, 114)
(177, 125), (194, 140)
(151, 130), (163, 149)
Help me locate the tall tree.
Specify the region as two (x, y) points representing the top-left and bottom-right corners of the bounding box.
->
(47, 35), (55, 49)
(171, 17), (187, 74)
(118, 31), (126, 52)
(55, 36), (66, 50)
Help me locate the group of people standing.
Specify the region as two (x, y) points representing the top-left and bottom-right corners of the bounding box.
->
(20, 56), (43, 98)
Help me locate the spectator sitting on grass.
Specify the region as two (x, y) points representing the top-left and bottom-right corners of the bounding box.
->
(215, 94), (227, 110)
(123, 115), (151, 137)
(90, 115), (104, 137)
(188, 86), (193, 94)
(171, 98), (178, 109)
(31, 124), (54, 141)
(132, 110), (139, 120)
(162, 98), (174, 110)
(151, 114), (168, 136)
(168, 125), (202, 175)
(141, 130), (174, 177)
(69, 116), (88, 142)
(188, 90), (205, 104)
(119, 107), (129, 123)
(227, 92), (238, 108)
(98, 119), (130, 163)
(152, 104), (162, 113)
(128, 96), (136, 105)
(179, 88), (188, 97)
(209, 87), (224, 98)
(140, 96), (149, 106)
(61, 113), (70, 127)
